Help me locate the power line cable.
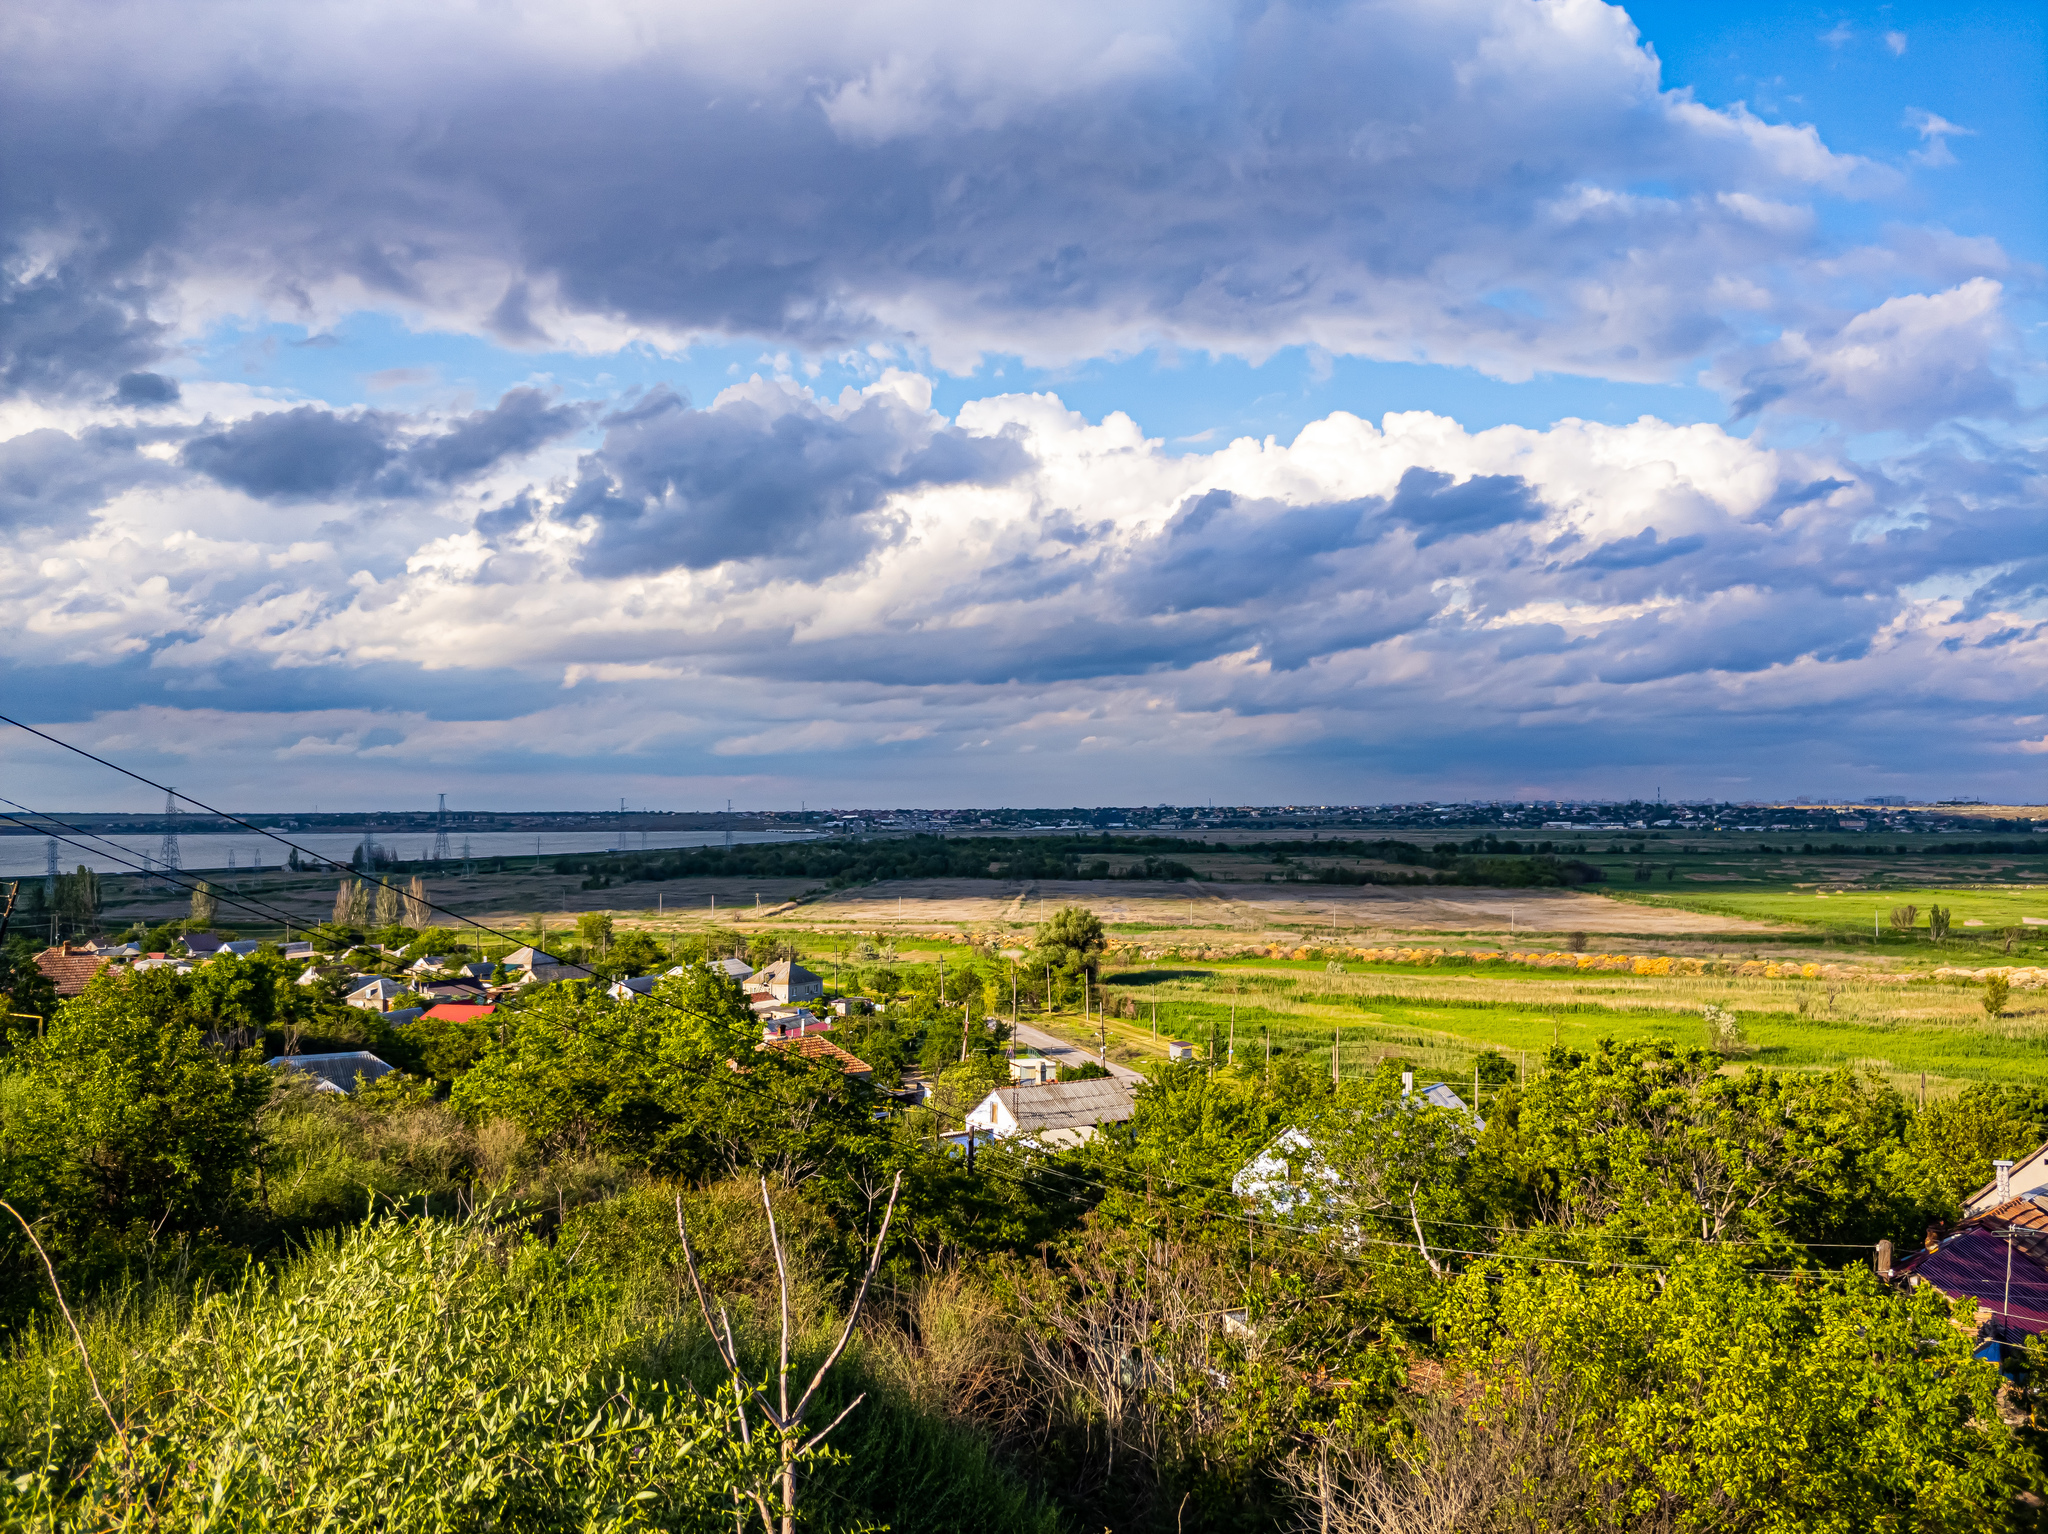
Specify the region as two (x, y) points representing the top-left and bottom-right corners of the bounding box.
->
(0, 809), (323, 938)
(0, 712), (561, 957)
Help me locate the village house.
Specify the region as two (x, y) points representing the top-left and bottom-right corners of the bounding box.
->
(747, 958), (825, 1012)
(758, 1033), (872, 1080)
(344, 976), (408, 1012)
(956, 1076), (1135, 1150)
(31, 943), (111, 997)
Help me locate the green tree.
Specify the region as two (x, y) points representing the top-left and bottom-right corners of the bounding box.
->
(1497, 1041), (1905, 1257)
(1033, 905), (1107, 983)
(1437, 1252), (2031, 1531)
(189, 880), (218, 927)
(576, 910), (615, 956)
(1984, 974), (2010, 1017)
(1, 968), (270, 1248)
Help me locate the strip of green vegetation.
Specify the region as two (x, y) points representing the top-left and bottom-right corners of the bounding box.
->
(1100, 972), (2048, 1088)
(1618, 885), (2048, 941)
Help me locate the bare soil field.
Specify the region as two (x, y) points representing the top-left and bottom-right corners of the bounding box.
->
(97, 867), (1784, 944)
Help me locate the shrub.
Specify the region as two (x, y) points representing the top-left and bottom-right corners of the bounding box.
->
(1985, 975), (2011, 1018)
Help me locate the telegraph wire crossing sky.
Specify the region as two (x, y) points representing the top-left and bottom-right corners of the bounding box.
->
(0, 0), (2042, 811)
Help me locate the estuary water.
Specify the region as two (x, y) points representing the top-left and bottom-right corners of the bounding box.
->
(0, 828), (814, 880)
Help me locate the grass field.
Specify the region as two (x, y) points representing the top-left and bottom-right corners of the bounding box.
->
(1010, 953), (2048, 1098)
(1610, 885), (2048, 939)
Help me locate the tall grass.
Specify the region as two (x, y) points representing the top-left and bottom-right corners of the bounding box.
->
(0, 1186), (1061, 1534)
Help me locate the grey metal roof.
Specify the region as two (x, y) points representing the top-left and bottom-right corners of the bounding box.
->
(995, 1077), (1135, 1132)
(268, 1051), (395, 1093)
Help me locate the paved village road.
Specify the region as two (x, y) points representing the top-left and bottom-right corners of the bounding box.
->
(1008, 1020), (1147, 1085)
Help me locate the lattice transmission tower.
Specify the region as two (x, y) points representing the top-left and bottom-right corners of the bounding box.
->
(156, 790), (181, 885)
(432, 793), (452, 861)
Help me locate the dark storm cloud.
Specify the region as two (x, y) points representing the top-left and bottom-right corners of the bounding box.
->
(565, 384), (1028, 578)
(113, 371), (181, 406)
(179, 387), (587, 501)
(0, 1), (2003, 428)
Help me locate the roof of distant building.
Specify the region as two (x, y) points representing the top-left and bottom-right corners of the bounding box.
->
(32, 945), (110, 997)
(267, 1051), (394, 1094)
(759, 1034), (872, 1077)
(987, 1077), (1135, 1132)
(420, 1003), (496, 1023)
(753, 958), (822, 986)
(1900, 1226), (2048, 1336)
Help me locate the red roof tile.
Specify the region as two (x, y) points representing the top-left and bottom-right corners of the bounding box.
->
(759, 1034), (872, 1076)
(33, 946), (110, 998)
(420, 1003), (496, 1022)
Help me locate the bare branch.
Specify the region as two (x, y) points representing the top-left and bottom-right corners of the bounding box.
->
(798, 1391), (868, 1457)
(793, 1169), (901, 1425)
(1408, 1186), (1444, 1279)
(760, 1174), (793, 1423)
(676, 1193), (743, 1377)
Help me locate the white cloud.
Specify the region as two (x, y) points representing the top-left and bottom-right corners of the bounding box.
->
(3, 376), (2041, 802)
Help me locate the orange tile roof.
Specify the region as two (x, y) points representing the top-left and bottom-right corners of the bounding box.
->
(759, 1034), (873, 1077)
(33, 946), (110, 998)
(1966, 1197), (2048, 1236)
(420, 1003), (496, 1022)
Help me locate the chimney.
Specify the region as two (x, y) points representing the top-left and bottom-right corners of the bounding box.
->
(1875, 1239), (1893, 1278)
(1401, 1071), (1414, 1099)
(1996, 1160), (2015, 1201)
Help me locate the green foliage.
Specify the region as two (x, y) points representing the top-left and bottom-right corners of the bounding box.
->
(1441, 1253), (2032, 1531)
(1985, 974), (2011, 1016)
(1497, 1041), (1908, 1257)
(2, 1216), (797, 1533)
(2, 969), (271, 1249)
(1892, 1084), (2046, 1218)
(1033, 904), (1107, 980)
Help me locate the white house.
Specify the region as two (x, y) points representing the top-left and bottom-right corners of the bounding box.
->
(501, 946), (559, 970)
(608, 975), (658, 1002)
(1968, 1139), (2048, 1214)
(749, 959), (824, 1006)
(960, 1077), (1135, 1150)
(345, 976), (408, 1011)
(407, 955), (449, 974)
(1233, 1077), (1482, 1218)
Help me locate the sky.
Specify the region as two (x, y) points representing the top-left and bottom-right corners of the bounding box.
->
(1, 0), (2043, 812)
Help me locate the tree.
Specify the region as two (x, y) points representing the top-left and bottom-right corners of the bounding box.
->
(576, 911), (615, 956)
(1436, 1253), (2031, 1531)
(1034, 905), (1107, 983)
(189, 880), (218, 927)
(676, 1173), (902, 1534)
(1890, 904), (1919, 933)
(1499, 1041), (1905, 1256)
(402, 875), (431, 927)
(2, 968), (271, 1248)
(53, 866), (102, 938)
(373, 879), (402, 928)
(1928, 904), (1952, 943)
(1985, 974), (2010, 1017)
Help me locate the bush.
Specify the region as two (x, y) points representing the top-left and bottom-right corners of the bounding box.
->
(1985, 975), (2011, 1017)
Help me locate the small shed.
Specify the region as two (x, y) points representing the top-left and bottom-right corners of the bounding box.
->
(1166, 1040), (1198, 1062)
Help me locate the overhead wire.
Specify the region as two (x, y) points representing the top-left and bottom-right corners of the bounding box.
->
(0, 711), (565, 957)
(0, 807), (328, 939)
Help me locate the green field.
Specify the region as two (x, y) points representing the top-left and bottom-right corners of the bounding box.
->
(1611, 884), (2048, 942)
(1073, 955), (2048, 1096)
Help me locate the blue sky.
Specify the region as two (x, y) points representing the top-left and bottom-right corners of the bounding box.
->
(1, 0), (2042, 810)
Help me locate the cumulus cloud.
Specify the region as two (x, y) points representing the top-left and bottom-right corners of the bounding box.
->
(554, 373), (1027, 578)
(1718, 279), (2015, 429)
(0, 0), (1999, 416)
(6, 378), (2040, 801)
